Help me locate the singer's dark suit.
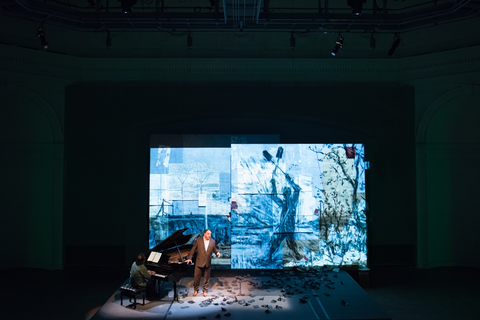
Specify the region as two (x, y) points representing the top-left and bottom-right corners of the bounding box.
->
(188, 237), (219, 292)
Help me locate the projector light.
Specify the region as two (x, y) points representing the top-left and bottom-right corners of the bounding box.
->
(348, 0), (366, 16)
(37, 27), (48, 49)
(388, 34), (402, 56)
(120, 0), (136, 15)
(331, 36), (344, 56)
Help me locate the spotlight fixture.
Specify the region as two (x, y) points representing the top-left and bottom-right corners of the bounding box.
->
(106, 30), (112, 48)
(119, 0), (136, 15)
(370, 33), (376, 50)
(37, 26), (48, 49)
(348, 0), (366, 16)
(331, 34), (344, 56)
(290, 31), (296, 49)
(187, 31), (193, 48)
(388, 34), (401, 56)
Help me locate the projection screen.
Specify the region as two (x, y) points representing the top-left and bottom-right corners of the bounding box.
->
(149, 143), (367, 269)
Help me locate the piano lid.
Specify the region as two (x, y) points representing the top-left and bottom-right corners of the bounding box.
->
(150, 228), (196, 252)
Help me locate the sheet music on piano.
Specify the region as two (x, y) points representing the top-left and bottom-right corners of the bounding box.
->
(147, 251), (162, 263)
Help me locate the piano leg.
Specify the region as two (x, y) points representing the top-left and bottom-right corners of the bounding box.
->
(154, 279), (165, 297)
(173, 281), (178, 302)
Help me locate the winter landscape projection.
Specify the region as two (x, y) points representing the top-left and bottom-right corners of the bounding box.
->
(149, 144), (367, 269)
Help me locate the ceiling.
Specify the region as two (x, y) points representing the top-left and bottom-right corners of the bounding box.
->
(1, 0), (480, 33)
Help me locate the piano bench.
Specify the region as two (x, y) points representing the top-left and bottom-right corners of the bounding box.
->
(119, 284), (146, 309)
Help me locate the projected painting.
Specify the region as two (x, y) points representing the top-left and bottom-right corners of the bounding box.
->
(149, 144), (367, 269)
(149, 147), (232, 266)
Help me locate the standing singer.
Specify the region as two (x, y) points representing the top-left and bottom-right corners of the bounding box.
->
(184, 229), (220, 297)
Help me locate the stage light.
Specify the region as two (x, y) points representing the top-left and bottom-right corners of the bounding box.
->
(187, 32), (193, 48)
(348, 0), (366, 16)
(290, 32), (296, 48)
(119, 0), (136, 15)
(106, 30), (112, 48)
(37, 26), (48, 49)
(388, 34), (401, 56)
(331, 35), (344, 56)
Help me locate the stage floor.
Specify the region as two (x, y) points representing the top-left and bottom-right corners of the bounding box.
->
(90, 269), (390, 320)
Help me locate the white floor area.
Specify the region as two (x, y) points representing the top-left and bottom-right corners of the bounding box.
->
(90, 270), (390, 320)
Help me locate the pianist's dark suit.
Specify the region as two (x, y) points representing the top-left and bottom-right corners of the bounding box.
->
(188, 237), (219, 292)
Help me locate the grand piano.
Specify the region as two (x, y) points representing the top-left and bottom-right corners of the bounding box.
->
(145, 228), (200, 301)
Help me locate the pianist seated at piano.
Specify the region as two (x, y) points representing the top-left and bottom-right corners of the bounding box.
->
(184, 229), (221, 297)
(130, 253), (156, 299)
